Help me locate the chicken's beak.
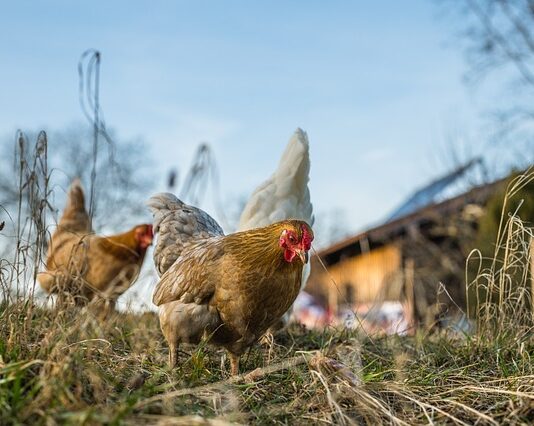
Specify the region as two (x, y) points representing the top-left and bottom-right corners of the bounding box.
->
(297, 250), (309, 264)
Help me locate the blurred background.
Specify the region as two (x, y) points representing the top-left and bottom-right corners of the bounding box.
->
(1, 0), (533, 332)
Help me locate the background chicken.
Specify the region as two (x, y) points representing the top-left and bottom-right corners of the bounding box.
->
(38, 179), (153, 312)
(147, 193), (313, 374)
(238, 128), (314, 329)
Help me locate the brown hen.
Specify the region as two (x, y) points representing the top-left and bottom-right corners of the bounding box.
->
(147, 193), (313, 374)
(38, 179), (153, 311)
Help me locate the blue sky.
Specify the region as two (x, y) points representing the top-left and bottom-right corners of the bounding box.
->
(0, 1), (499, 236)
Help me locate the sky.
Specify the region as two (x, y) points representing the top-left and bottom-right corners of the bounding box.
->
(0, 0), (500, 238)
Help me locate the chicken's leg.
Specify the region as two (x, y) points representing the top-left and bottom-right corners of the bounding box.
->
(169, 342), (179, 369)
(229, 352), (240, 375)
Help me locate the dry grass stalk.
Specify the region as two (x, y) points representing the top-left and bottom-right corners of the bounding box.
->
(1, 138), (534, 424)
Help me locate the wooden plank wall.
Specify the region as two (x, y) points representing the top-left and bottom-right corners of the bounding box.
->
(307, 244), (403, 313)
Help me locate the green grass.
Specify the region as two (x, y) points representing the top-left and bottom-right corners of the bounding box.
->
(1, 301), (534, 425)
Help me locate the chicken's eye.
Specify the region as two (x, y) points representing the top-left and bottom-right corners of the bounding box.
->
(288, 234), (296, 243)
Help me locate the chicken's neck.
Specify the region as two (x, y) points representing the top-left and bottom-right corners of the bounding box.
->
(225, 224), (303, 273)
(97, 228), (146, 261)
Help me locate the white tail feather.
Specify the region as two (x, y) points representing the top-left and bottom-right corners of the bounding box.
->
(238, 128), (314, 231)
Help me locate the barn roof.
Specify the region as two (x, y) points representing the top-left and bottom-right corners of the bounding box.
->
(386, 158), (486, 222)
(317, 173), (506, 265)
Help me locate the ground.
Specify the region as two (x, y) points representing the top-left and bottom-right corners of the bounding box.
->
(1, 301), (533, 425)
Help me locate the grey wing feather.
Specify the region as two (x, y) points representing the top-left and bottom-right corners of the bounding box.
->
(146, 193), (224, 276)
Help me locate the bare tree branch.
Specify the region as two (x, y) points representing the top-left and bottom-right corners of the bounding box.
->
(466, 0), (534, 87)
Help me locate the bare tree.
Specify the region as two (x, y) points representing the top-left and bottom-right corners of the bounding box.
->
(0, 124), (155, 236)
(448, 0), (534, 163)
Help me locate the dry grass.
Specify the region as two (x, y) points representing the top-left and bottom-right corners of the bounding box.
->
(1, 135), (534, 424)
(1, 301), (534, 425)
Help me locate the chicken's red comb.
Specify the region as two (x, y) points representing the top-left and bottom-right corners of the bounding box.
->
(301, 224), (313, 250)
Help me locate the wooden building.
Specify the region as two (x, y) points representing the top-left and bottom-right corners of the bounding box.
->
(305, 173), (505, 330)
